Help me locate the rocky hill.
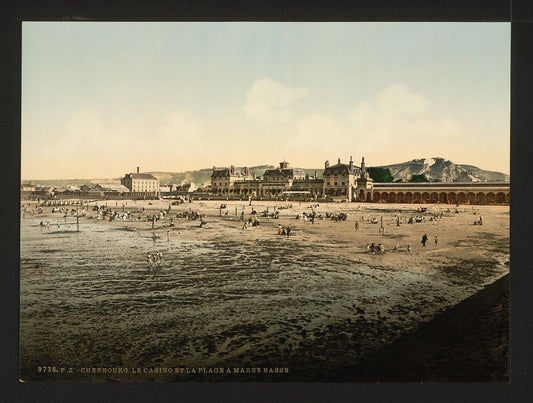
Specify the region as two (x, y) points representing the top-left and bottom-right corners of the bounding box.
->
(378, 157), (509, 183)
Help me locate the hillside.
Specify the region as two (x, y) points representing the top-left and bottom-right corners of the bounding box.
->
(379, 158), (509, 183)
(23, 158), (509, 186)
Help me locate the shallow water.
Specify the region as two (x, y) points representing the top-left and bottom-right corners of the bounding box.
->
(20, 212), (507, 382)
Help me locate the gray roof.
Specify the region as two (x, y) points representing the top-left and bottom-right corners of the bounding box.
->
(211, 167), (251, 178)
(263, 168), (306, 178)
(324, 163), (361, 176)
(127, 173), (158, 180)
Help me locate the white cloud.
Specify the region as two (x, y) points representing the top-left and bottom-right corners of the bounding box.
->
(243, 78), (309, 122)
(349, 83), (460, 154)
(280, 114), (348, 164)
(156, 112), (205, 144)
(375, 83), (428, 117)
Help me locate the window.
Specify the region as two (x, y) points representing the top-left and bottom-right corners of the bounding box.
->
(334, 182), (338, 186)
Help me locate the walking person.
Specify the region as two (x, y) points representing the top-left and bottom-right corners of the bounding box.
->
(354, 221), (359, 231)
(286, 226), (291, 237)
(421, 233), (428, 247)
(434, 234), (438, 246)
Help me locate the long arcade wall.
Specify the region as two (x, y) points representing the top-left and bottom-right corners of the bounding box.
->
(370, 182), (510, 204)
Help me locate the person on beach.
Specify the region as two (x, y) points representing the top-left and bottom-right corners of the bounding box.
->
(286, 226), (291, 237)
(278, 224), (282, 235)
(421, 233), (428, 246)
(370, 243), (375, 254)
(354, 221), (359, 231)
(435, 234), (438, 246)
(281, 227), (287, 236)
(407, 243), (412, 252)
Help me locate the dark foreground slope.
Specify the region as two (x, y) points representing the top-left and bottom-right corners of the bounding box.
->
(341, 274), (509, 382)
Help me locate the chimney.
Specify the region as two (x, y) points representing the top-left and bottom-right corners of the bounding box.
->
(349, 156), (354, 170)
(338, 157), (341, 164)
(137, 166), (139, 173)
(314, 170), (318, 179)
(325, 160), (329, 169)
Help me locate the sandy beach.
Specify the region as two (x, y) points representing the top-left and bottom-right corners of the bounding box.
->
(19, 199), (509, 382)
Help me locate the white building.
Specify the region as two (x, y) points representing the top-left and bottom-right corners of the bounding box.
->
(121, 167), (160, 196)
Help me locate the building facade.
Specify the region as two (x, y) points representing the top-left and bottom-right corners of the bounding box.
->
(211, 165), (252, 195)
(121, 167), (160, 197)
(322, 156), (371, 201)
(211, 157), (371, 201)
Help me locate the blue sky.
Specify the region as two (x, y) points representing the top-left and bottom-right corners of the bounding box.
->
(22, 22), (510, 179)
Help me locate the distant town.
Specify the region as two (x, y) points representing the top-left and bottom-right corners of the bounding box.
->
(21, 156), (510, 205)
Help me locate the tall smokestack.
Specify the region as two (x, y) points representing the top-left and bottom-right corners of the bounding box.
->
(137, 166), (139, 173)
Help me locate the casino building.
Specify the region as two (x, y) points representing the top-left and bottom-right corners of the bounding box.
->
(210, 156), (509, 205)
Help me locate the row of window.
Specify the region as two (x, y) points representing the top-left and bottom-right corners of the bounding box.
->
(326, 182), (346, 186)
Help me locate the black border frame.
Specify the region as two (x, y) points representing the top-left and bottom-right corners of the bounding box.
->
(3, 0), (532, 401)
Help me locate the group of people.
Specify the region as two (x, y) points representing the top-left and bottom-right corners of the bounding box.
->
(367, 243), (385, 254)
(277, 224), (292, 237)
(147, 251), (163, 275)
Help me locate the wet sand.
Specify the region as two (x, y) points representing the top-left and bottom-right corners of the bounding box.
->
(19, 199), (509, 382)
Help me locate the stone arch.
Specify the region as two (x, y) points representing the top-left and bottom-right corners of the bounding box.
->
(413, 192), (421, 203)
(422, 192), (430, 202)
(439, 192), (447, 203)
(467, 192), (476, 204)
(381, 192), (389, 202)
(496, 192), (506, 203)
(359, 189), (365, 201)
(373, 192), (381, 202)
(397, 192), (405, 203)
(448, 192), (457, 204)
(430, 192), (439, 202)
(389, 192), (396, 203)
(476, 192), (486, 204)
(486, 192), (496, 204)
(405, 192), (413, 203)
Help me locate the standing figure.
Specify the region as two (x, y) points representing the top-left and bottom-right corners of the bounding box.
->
(421, 233), (428, 247)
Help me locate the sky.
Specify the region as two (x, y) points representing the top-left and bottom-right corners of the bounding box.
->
(21, 22), (510, 180)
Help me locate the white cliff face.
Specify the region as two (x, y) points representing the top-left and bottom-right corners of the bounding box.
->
(423, 158), (436, 168)
(378, 157), (508, 182)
